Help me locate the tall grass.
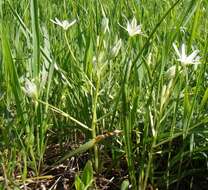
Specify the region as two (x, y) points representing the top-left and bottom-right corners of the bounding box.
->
(0, 0), (208, 189)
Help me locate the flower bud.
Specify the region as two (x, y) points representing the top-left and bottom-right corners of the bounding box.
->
(23, 79), (38, 99)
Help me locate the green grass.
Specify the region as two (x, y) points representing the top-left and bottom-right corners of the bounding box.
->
(0, 0), (208, 189)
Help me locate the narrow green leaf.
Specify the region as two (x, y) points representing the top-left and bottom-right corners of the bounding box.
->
(31, 0), (40, 79)
(200, 88), (208, 109)
(54, 138), (96, 165)
(183, 89), (191, 117)
(82, 160), (93, 187)
(1, 24), (25, 125)
(75, 175), (85, 190)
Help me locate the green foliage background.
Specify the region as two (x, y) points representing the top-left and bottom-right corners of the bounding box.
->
(0, 0), (208, 189)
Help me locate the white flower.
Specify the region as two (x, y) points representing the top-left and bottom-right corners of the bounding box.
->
(50, 18), (76, 30)
(121, 17), (143, 37)
(173, 43), (200, 66)
(23, 79), (37, 98)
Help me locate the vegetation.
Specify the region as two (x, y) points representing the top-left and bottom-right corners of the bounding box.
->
(0, 0), (208, 189)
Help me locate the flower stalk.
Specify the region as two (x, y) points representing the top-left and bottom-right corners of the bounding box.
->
(64, 32), (77, 63)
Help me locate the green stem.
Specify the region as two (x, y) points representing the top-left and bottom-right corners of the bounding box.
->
(91, 75), (100, 171)
(143, 110), (161, 190)
(122, 59), (137, 189)
(64, 32), (77, 63)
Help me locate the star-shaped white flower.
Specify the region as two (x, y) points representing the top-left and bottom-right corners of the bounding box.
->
(50, 18), (76, 30)
(119, 17), (143, 37)
(126, 17), (143, 37)
(173, 43), (200, 66)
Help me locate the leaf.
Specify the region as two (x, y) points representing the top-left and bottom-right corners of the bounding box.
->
(121, 179), (130, 190)
(200, 88), (208, 109)
(82, 160), (93, 187)
(1, 24), (25, 125)
(83, 36), (93, 76)
(183, 89), (191, 117)
(54, 139), (96, 165)
(30, 0), (40, 78)
(75, 175), (85, 190)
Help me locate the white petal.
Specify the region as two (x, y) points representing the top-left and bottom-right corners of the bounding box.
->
(131, 17), (137, 28)
(55, 18), (62, 25)
(68, 19), (77, 27)
(135, 25), (142, 34)
(127, 22), (131, 32)
(181, 43), (186, 60)
(186, 50), (199, 62)
(50, 19), (58, 25)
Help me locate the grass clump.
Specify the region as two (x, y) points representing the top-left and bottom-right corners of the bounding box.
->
(0, 0), (208, 189)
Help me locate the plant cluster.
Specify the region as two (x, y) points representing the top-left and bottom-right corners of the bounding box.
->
(0, 0), (208, 189)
